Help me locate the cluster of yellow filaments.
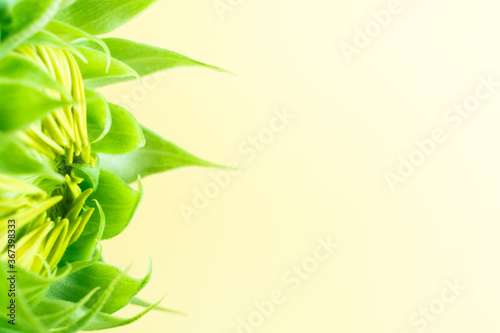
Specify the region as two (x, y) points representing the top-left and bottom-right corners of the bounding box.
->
(15, 44), (94, 167)
(0, 45), (95, 276)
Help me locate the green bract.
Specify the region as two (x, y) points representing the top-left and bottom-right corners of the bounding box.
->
(0, 0), (228, 331)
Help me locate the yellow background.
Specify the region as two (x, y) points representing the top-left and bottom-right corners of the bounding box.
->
(98, 0), (500, 332)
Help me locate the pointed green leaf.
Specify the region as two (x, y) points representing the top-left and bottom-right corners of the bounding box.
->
(0, 0), (62, 59)
(92, 103), (145, 155)
(103, 37), (231, 77)
(34, 288), (99, 329)
(55, 0), (160, 36)
(83, 296), (163, 330)
(100, 126), (221, 184)
(32, 292), (162, 331)
(131, 297), (185, 315)
(49, 261), (151, 314)
(74, 44), (138, 89)
(50, 270), (124, 333)
(87, 170), (143, 239)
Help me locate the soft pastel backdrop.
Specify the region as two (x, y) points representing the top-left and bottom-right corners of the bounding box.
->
(98, 0), (500, 332)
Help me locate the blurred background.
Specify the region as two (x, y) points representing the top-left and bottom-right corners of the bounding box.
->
(99, 0), (500, 331)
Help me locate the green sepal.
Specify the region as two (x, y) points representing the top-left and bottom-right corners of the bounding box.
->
(45, 20), (111, 68)
(85, 89), (111, 144)
(100, 126), (222, 184)
(32, 293), (163, 331)
(49, 270), (124, 332)
(55, 0), (160, 36)
(86, 170), (143, 240)
(32, 287), (100, 329)
(103, 37), (232, 77)
(71, 155), (100, 191)
(131, 296), (185, 315)
(73, 43), (139, 89)
(45, 20), (111, 65)
(92, 103), (145, 155)
(57, 247), (103, 282)
(48, 260), (152, 314)
(81, 295), (163, 330)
